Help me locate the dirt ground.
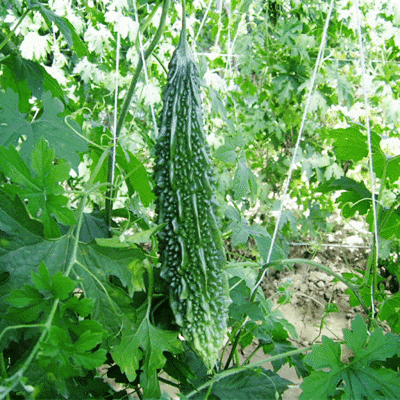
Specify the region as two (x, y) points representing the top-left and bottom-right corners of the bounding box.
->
(259, 241), (369, 400)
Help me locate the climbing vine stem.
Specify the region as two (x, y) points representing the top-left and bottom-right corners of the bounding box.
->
(105, 0), (171, 226)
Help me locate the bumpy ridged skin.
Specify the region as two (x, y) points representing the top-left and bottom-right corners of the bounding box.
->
(153, 32), (230, 371)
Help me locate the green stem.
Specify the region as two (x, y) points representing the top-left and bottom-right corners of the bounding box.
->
(0, 352), (11, 400)
(152, 52), (168, 75)
(224, 326), (241, 369)
(188, 346), (313, 398)
(0, 9), (29, 53)
(105, 0), (171, 226)
(204, 380), (214, 400)
(146, 262), (155, 318)
(158, 376), (180, 388)
(367, 160), (387, 319)
(243, 344), (261, 365)
(182, 0), (187, 34)
(0, 324), (45, 345)
(140, 0), (162, 34)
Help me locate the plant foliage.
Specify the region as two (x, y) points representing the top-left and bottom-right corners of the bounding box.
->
(1, 0), (400, 399)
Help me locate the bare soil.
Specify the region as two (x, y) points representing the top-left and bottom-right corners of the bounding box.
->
(259, 243), (369, 399)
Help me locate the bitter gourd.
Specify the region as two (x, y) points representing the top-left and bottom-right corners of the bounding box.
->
(153, 18), (230, 371)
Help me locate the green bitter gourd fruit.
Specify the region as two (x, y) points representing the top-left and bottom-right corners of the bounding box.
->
(153, 19), (230, 372)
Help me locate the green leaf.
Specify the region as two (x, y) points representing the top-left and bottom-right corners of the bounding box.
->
(20, 92), (87, 171)
(72, 243), (145, 333)
(319, 177), (371, 218)
(344, 314), (400, 364)
(0, 138), (76, 237)
(78, 211), (110, 243)
(196, 368), (291, 400)
(80, 242), (146, 298)
(300, 315), (400, 400)
(228, 264), (258, 289)
(254, 232), (289, 263)
(111, 311), (183, 399)
(264, 340), (309, 378)
(38, 5), (87, 58)
(31, 261), (52, 291)
(214, 138), (238, 163)
(233, 159), (257, 199)
(74, 330), (103, 352)
(0, 57), (66, 112)
(208, 87), (235, 132)
(7, 284), (43, 308)
(0, 88), (32, 145)
(95, 225), (164, 248)
(229, 217), (251, 246)
(229, 283), (265, 323)
(376, 211), (400, 240)
(379, 292), (400, 333)
(0, 236), (69, 319)
(38, 326), (106, 378)
(0, 64), (32, 113)
(300, 336), (343, 399)
(0, 145), (38, 190)
(386, 155), (400, 183)
(116, 147), (155, 207)
(0, 191), (44, 255)
(325, 303), (340, 314)
(0, 227), (144, 339)
(328, 125), (368, 162)
(163, 351), (197, 388)
(62, 296), (94, 319)
(128, 259), (147, 292)
(51, 273), (76, 300)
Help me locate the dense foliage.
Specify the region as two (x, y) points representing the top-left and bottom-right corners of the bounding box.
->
(1, 0), (400, 399)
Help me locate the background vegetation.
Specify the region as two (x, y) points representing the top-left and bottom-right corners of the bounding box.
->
(1, 0), (400, 399)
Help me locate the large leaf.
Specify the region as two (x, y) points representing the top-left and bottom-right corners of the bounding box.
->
(318, 177), (372, 218)
(300, 315), (400, 400)
(0, 56), (66, 112)
(328, 125), (368, 162)
(0, 191), (44, 255)
(191, 368), (291, 400)
(76, 242), (146, 333)
(0, 88), (32, 146)
(0, 138), (76, 238)
(20, 92), (87, 171)
(76, 210), (110, 243)
(233, 158), (257, 199)
(116, 147), (155, 207)
(37, 4), (87, 58)
(326, 125), (398, 182)
(111, 308), (183, 399)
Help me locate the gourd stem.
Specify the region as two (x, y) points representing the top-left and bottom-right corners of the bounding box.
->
(182, 0), (187, 36)
(105, 0), (171, 226)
